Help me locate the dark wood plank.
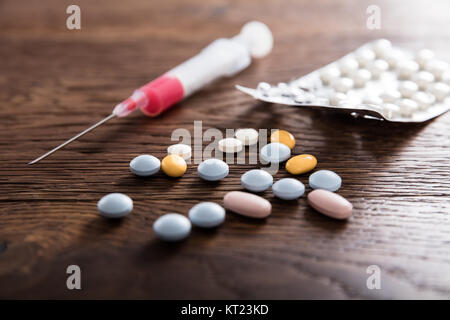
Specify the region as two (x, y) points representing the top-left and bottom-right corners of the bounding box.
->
(0, 0), (450, 299)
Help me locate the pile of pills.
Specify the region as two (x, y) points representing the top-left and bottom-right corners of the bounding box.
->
(97, 129), (353, 242)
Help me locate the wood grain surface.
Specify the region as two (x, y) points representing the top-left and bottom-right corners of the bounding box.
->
(1, 0), (450, 299)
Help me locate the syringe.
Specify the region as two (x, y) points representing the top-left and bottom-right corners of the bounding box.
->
(29, 21), (273, 164)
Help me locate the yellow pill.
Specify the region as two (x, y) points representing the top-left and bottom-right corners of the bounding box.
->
(161, 154), (187, 177)
(270, 130), (295, 149)
(286, 154), (317, 175)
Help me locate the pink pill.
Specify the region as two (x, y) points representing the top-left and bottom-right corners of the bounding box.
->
(307, 189), (352, 220)
(223, 191), (271, 218)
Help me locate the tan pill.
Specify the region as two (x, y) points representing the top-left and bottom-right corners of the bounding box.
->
(307, 189), (352, 220)
(223, 191), (271, 219)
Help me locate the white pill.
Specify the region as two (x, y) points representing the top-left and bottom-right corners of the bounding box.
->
(331, 77), (354, 93)
(372, 39), (392, 57)
(427, 82), (450, 101)
(167, 144), (192, 160)
(339, 57), (359, 75)
(153, 213), (191, 242)
(351, 69), (372, 87)
(399, 81), (419, 98)
(260, 143), (291, 163)
(368, 59), (389, 79)
(399, 99), (419, 116)
(415, 49), (435, 68)
(412, 71), (435, 90)
(362, 95), (383, 106)
(384, 49), (404, 69)
(188, 202), (225, 228)
(257, 82), (271, 92)
(441, 71), (450, 86)
(355, 48), (376, 67)
(218, 138), (243, 153)
(380, 89), (401, 103)
(129, 155), (160, 177)
(97, 193), (133, 218)
(329, 92), (348, 106)
(397, 60), (420, 79)
(425, 60), (449, 79)
(320, 66), (341, 85)
(412, 91), (435, 110)
(382, 103), (401, 119)
(235, 128), (259, 146)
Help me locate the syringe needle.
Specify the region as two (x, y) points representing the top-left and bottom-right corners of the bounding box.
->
(28, 113), (116, 165)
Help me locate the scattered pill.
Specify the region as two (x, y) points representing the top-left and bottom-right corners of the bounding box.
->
(218, 138), (243, 153)
(331, 77), (354, 93)
(427, 82), (450, 101)
(412, 71), (435, 90)
(198, 158), (229, 181)
(384, 48), (404, 69)
(223, 191), (271, 218)
(399, 99), (419, 117)
(129, 154), (160, 177)
(97, 193), (133, 218)
(235, 128), (259, 146)
(362, 95), (383, 106)
(372, 39), (392, 58)
(153, 213), (191, 242)
(351, 69), (372, 87)
(270, 129), (295, 149)
(286, 154), (317, 175)
(309, 170), (342, 192)
(425, 59), (449, 79)
(307, 189), (352, 220)
(412, 91), (435, 110)
(241, 169), (273, 192)
(320, 66), (341, 84)
(382, 103), (401, 118)
(415, 49), (435, 68)
(368, 59), (389, 79)
(167, 143), (192, 160)
(380, 89), (401, 103)
(260, 142), (291, 163)
(161, 154), (187, 177)
(272, 178), (305, 200)
(339, 57), (359, 75)
(355, 48), (376, 67)
(399, 81), (419, 98)
(397, 60), (419, 79)
(188, 202), (225, 228)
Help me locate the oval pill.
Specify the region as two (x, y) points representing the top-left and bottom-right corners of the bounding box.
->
(241, 169), (273, 192)
(260, 143), (291, 163)
(286, 154), (317, 175)
(307, 189), (352, 220)
(270, 130), (295, 149)
(218, 138), (243, 153)
(223, 191), (271, 219)
(161, 154), (187, 177)
(167, 143), (192, 160)
(235, 128), (259, 146)
(129, 154), (160, 177)
(188, 202), (225, 228)
(309, 170), (342, 192)
(153, 213), (191, 242)
(272, 178), (305, 200)
(198, 158), (229, 181)
(97, 193), (133, 218)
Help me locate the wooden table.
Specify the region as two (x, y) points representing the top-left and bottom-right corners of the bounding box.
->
(1, 0), (449, 299)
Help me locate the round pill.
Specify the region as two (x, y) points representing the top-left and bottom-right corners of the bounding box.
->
(309, 170), (342, 192)
(425, 60), (449, 79)
(197, 158), (229, 181)
(260, 142), (291, 163)
(362, 95), (383, 106)
(399, 99), (419, 117)
(129, 155), (160, 177)
(188, 202), (225, 228)
(257, 82), (271, 92)
(415, 49), (435, 68)
(412, 71), (435, 90)
(286, 154), (317, 175)
(331, 77), (354, 93)
(339, 57), (359, 75)
(351, 69), (372, 87)
(368, 59), (389, 79)
(272, 178), (305, 200)
(382, 103), (401, 119)
(329, 92), (348, 106)
(355, 48), (376, 67)
(427, 82), (450, 101)
(380, 89), (401, 103)
(399, 81), (419, 98)
(412, 91), (435, 110)
(161, 154), (187, 177)
(223, 191), (271, 219)
(372, 39), (392, 57)
(218, 138), (243, 153)
(308, 189), (352, 220)
(397, 60), (419, 79)
(241, 169), (273, 192)
(441, 71), (450, 86)
(235, 128), (259, 146)
(384, 49), (404, 69)
(320, 66), (341, 85)
(153, 213), (191, 242)
(270, 130), (295, 149)
(167, 143), (192, 160)
(97, 193), (133, 218)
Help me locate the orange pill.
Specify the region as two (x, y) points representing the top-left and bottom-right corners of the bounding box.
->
(286, 154), (317, 175)
(161, 154), (187, 177)
(270, 130), (295, 149)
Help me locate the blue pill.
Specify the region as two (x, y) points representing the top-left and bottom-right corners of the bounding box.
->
(189, 202), (226, 228)
(309, 170), (342, 192)
(241, 169), (273, 192)
(130, 155), (160, 176)
(198, 158), (229, 181)
(260, 143), (291, 163)
(97, 193), (133, 218)
(272, 178), (305, 200)
(153, 213), (191, 242)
